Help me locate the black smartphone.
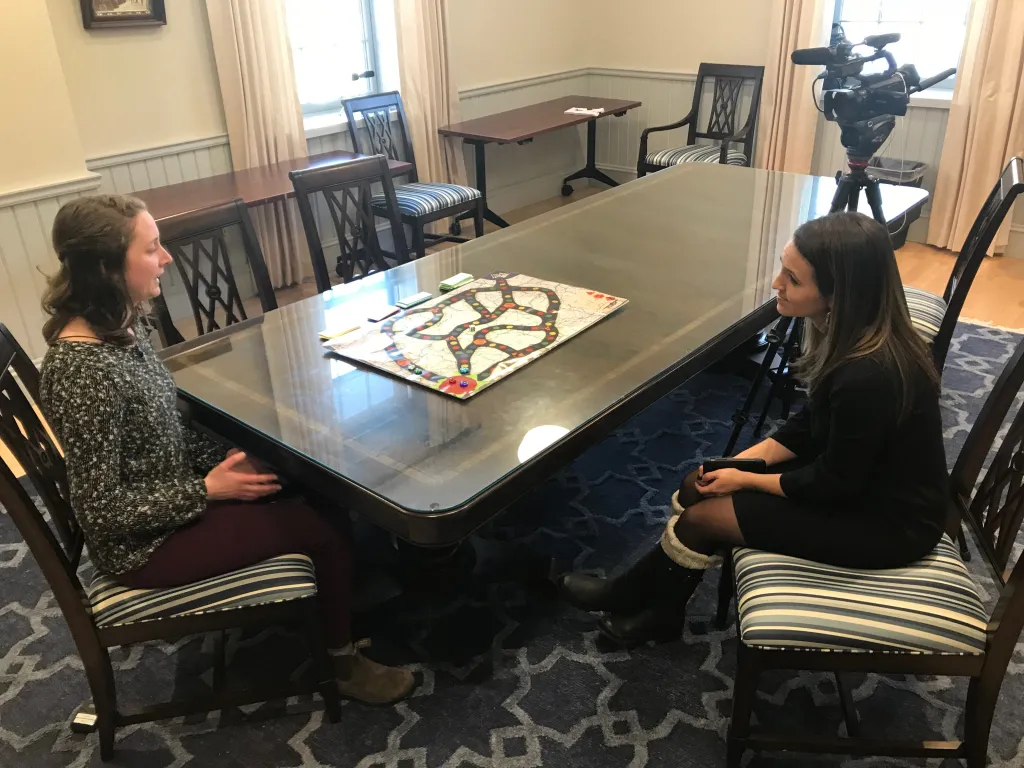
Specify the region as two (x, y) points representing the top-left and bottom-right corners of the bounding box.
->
(701, 458), (768, 474)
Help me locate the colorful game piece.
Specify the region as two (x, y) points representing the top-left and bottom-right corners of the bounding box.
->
(459, 380), (469, 388)
(439, 273), (473, 291)
(396, 291), (432, 309)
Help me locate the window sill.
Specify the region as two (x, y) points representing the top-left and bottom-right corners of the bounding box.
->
(909, 90), (953, 110)
(304, 111), (348, 139)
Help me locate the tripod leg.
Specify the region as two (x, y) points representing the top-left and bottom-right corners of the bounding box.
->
(831, 176), (858, 215)
(863, 179), (887, 226)
(724, 317), (793, 456)
(754, 318), (802, 436)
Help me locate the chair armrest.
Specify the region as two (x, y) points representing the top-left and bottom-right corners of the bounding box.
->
(717, 121), (755, 163)
(640, 109), (697, 142)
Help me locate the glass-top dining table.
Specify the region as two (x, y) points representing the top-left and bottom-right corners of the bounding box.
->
(162, 163), (928, 545)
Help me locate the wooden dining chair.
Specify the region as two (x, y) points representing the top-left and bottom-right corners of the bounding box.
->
(904, 156), (1024, 372)
(0, 324), (340, 761)
(637, 63), (764, 178)
(290, 154), (411, 293)
(726, 335), (1024, 767)
(343, 91), (485, 258)
(150, 199), (277, 347)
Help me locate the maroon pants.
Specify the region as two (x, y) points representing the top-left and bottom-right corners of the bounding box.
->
(118, 498), (352, 647)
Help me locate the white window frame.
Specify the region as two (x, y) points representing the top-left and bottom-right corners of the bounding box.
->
(289, 0), (385, 118)
(831, 0), (967, 92)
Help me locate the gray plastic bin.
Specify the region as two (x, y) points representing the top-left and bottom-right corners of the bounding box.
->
(867, 156), (927, 188)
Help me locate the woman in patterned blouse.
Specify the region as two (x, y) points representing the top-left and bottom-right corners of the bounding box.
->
(38, 194), (414, 705)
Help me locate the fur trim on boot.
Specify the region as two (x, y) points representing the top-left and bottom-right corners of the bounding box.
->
(662, 496), (722, 570)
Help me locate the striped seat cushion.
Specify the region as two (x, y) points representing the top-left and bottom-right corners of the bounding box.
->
(372, 182), (481, 217)
(88, 554), (316, 628)
(646, 145), (748, 167)
(734, 535), (987, 655)
(904, 285), (947, 344)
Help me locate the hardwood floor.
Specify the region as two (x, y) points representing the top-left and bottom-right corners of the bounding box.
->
(895, 241), (1024, 330)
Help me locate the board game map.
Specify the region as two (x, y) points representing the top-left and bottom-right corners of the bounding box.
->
(324, 272), (627, 399)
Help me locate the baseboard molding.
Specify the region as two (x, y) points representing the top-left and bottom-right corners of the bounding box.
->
(0, 171), (102, 208)
(86, 135), (231, 171)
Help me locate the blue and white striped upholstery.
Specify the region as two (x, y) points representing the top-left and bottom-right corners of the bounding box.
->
(904, 285), (947, 344)
(735, 536), (987, 655)
(372, 182), (481, 217)
(88, 554), (316, 628)
(646, 145), (748, 168)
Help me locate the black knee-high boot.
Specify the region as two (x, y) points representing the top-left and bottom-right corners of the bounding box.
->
(558, 544), (677, 613)
(599, 492), (720, 649)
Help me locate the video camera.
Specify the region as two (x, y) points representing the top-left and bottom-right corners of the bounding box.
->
(792, 24), (956, 164)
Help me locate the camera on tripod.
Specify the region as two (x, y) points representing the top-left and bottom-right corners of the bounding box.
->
(791, 23), (956, 223)
(792, 23), (956, 163)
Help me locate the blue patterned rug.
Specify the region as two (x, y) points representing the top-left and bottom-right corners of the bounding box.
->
(1, 322), (1022, 767)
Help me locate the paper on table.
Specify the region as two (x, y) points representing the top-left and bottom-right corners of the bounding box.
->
(564, 107), (605, 116)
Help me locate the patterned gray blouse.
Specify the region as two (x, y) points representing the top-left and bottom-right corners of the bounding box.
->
(38, 323), (225, 576)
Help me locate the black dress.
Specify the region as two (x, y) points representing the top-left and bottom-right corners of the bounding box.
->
(732, 355), (948, 569)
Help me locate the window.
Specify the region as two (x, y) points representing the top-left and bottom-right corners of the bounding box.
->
(832, 0), (971, 90)
(285, 0), (400, 116)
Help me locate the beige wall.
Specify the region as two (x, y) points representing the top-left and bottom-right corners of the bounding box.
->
(588, 0), (774, 71)
(45, 0), (226, 159)
(448, 0), (589, 89)
(0, 2), (88, 194)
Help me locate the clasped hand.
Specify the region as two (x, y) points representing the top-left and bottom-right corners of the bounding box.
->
(696, 466), (750, 496)
(205, 449), (281, 501)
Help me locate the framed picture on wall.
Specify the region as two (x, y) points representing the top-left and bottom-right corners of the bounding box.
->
(80, 0), (167, 29)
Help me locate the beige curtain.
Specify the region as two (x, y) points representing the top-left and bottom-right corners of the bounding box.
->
(205, 0), (310, 287)
(754, 0), (831, 173)
(927, 0), (1024, 254)
(393, 0), (467, 186)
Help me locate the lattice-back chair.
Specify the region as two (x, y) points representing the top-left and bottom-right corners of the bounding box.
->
(726, 336), (1024, 767)
(637, 63), (764, 178)
(344, 92), (485, 259)
(0, 324), (339, 761)
(291, 154), (411, 292)
(150, 199), (277, 347)
(905, 156), (1024, 372)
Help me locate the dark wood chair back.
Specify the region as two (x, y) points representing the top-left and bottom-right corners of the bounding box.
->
(688, 63), (765, 163)
(290, 155), (410, 292)
(343, 91), (418, 183)
(0, 325), (99, 656)
(933, 157), (1024, 371)
(951, 336), (1024, 576)
(151, 199), (277, 347)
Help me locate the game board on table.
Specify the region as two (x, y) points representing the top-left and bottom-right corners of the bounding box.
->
(324, 272), (627, 399)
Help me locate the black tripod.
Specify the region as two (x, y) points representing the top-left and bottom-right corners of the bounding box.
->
(723, 159), (886, 456)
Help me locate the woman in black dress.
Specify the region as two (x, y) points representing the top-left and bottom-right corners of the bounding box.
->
(559, 211), (950, 648)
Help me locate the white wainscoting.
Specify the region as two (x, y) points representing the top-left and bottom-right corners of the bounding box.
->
(0, 137), (234, 360)
(458, 70), (591, 213)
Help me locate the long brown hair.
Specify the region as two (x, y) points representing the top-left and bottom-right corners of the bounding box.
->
(41, 194), (148, 347)
(793, 212), (939, 419)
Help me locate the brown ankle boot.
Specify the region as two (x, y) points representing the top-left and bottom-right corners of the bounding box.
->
(333, 645), (416, 705)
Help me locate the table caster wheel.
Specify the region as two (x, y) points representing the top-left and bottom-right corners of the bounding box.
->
(449, 220), (462, 236)
(561, 183), (573, 197)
